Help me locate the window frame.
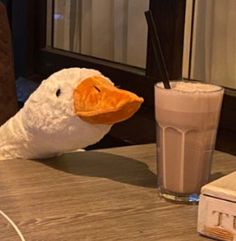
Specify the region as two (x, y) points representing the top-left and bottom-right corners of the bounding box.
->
(27, 0), (185, 109)
(10, 0), (236, 153)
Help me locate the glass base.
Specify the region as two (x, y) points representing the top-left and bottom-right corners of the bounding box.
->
(159, 188), (200, 204)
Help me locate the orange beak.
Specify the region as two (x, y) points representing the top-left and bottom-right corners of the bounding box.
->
(73, 76), (144, 125)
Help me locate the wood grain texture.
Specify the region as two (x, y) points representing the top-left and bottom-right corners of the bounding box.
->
(203, 226), (233, 241)
(0, 144), (235, 241)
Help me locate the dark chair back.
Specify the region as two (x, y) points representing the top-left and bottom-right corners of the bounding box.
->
(0, 2), (18, 126)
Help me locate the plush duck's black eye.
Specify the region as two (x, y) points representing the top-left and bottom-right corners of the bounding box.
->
(56, 89), (61, 97)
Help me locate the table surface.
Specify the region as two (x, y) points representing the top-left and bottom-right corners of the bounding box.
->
(0, 144), (235, 241)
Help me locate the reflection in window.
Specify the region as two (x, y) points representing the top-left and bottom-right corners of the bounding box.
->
(47, 0), (149, 68)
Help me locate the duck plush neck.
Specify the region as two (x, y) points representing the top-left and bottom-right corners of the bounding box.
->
(0, 68), (143, 160)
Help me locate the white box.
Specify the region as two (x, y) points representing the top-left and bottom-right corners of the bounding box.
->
(198, 171), (236, 241)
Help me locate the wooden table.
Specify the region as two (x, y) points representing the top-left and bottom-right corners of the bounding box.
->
(0, 144), (235, 241)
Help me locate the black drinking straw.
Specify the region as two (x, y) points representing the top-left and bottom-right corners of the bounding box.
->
(145, 10), (171, 89)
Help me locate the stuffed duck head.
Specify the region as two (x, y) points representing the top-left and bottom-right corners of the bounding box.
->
(0, 68), (143, 160)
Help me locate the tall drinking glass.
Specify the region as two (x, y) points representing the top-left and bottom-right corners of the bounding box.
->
(155, 81), (224, 203)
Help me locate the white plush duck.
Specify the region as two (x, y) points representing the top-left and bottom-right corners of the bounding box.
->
(0, 68), (143, 160)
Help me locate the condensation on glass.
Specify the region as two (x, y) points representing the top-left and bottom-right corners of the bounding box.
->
(47, 0), (149, 68)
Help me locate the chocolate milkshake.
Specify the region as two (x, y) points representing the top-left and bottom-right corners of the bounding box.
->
(155, 81), (224, 203)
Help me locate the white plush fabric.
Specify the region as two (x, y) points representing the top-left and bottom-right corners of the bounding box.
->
(0, 68), (113, 160)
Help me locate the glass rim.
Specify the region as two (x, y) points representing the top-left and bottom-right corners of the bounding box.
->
(155, 80), (224, 93)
